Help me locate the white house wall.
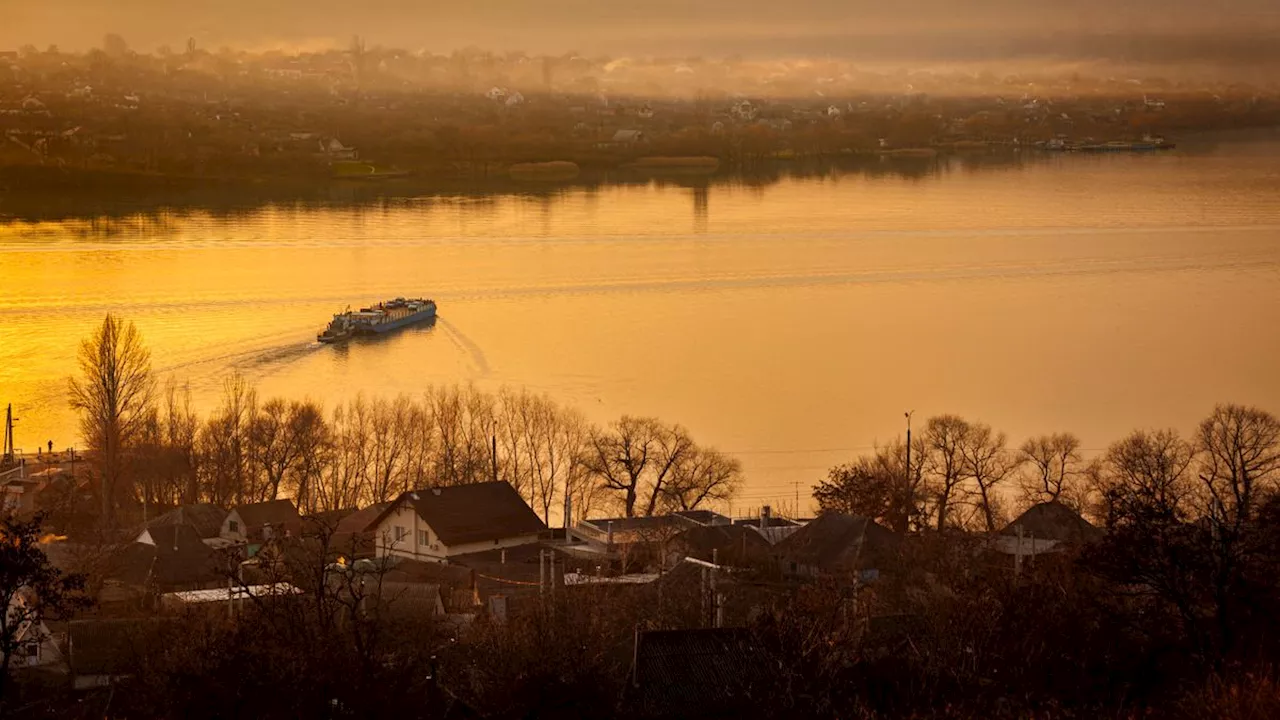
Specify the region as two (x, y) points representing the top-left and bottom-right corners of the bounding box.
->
(373, 501), (540, 562)
(220, 509), (247, 543)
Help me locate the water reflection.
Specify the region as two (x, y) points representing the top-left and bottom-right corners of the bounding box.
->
(0, 151), (1039, 226)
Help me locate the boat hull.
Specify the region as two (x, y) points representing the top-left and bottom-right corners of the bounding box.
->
(354, 306), (437, 335)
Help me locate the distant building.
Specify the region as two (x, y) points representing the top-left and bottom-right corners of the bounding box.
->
(141, 503), (227, 546)
(221, 498), (301, 544)
(610, 129), (647, 146)
(371, 481), (545, 563)
(991, 501), (1103, 559)
(774, 513), (898, 578)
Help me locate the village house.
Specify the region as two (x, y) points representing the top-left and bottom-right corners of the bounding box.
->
(220, 498), (302, 544)
(141, 503), (227, 547)
(774, 513), (899, 579)
(371, 481), (545, 563)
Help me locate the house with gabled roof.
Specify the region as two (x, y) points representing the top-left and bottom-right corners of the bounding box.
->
(774, 513), (899, 579)
(220, 498), (301, 544)
(141, 503), (227, 545)
(370, 481), (546, 563)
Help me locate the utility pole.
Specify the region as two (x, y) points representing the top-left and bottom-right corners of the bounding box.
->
(491, 434), (498, 483)
(2, 403), (17, 466)
(904, 410), (914, 484)
(793, 482), (801, 518)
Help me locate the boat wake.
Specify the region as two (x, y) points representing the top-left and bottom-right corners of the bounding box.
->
(434, 317), (491, 375)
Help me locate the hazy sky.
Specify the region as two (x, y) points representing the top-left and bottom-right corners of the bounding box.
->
(5, 0), (1280, 63)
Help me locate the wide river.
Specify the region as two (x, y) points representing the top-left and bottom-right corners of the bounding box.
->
(3, 136), (1280, 514)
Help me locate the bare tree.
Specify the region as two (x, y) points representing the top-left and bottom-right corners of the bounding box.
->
(68, 314), (156, 528)
(365, 395), (414, 504)
(1097, 429), (1195, 527)
(661, 446), (742, 513)
(1018, 432), (1084, 509)
(249, 398), (328, 502)
(426, 385), (495, 486)
(960, 422), (1017, 532)
(162, 381), (200, 504)
(813, 435), (927, 533)
(197, 374), (257, 507)
(288, 401), (332, 515)
(583, 416), (663, 518)
(642, 423), (695, 517)
(582, 417), (696, 517)
(319, 399), (372, 513)
(921, 415), (969, 531)
(521, 394), (587, 526)
(1196, 403), (1280, 526)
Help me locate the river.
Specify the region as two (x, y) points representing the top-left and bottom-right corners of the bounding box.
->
(3, 136), (1280, 514)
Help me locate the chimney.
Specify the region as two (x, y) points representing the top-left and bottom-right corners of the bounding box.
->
(760, 505), (771, 528)
(606, 520), (614, 548)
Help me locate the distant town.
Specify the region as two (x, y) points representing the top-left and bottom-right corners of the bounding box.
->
(2, 39), (1278, 204)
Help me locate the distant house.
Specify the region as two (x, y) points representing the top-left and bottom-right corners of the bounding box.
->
(774, 513), (899, 578)
(321, 501), (391, 559)
(625, 628), (768, 718)
(141, 503), (227, 546)
(666, 525), (773, 568)
(5, 589), (63, 669)
(221, 498), (301, 544)
(610, 129), (646, 146)
(318, 138), (357, 160)
(370, 481), (545, 563)
(992, 501), (1102, 558)
(112, 523), (225, 597)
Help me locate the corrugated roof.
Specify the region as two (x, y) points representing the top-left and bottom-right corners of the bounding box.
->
(377, 482), (545, 547)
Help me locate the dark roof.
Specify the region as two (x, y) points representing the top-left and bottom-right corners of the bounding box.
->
(630, 628), (767, 718)
(234, 499), (301, 529)
(146, 503), (227, 539)
(774, 513), (899, 573)
(672, 510), (730, 526)
(68, 619), (158, 676)
(732, 516), (800, 529)
(669, 525), (773, 566)
(1001, 501), (1103, 543)
(335, 502), (391, 535)
(370, 582), (444, 619)
(583, 515), (685, 533)
(111, 524), (223, 590)
(302, 507), (358, 536)
(377, 482), (545, 546)
(450, 542), (565, 600)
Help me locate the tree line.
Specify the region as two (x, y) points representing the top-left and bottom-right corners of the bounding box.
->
(68, 315), (742, 528)
(813, 408), (1280, 536)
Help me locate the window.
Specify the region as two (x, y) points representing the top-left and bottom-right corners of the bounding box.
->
(417, 529), (429, 546)
(394, 526), (408, 543)
(228, 520), (239, 533)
